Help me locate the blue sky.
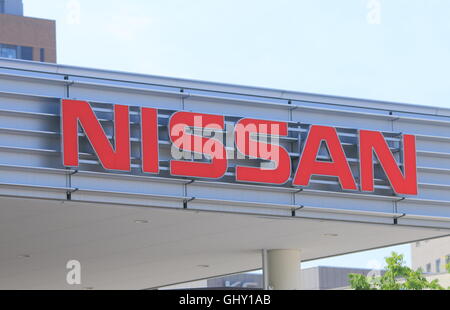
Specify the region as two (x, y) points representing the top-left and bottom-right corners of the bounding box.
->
(24, 0), (450, 108)
(23, 0), (450, 268)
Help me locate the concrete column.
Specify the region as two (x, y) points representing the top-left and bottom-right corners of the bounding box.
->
(262, 249), (301, 290)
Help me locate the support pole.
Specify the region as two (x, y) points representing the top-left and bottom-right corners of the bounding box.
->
(262, 249), (301, 290)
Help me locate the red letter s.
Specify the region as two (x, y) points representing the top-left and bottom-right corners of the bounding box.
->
(169, 111), (227, 179)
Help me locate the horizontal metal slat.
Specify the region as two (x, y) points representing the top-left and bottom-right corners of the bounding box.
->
(0, 182), (73, 192)
(2, 72), (450, 128)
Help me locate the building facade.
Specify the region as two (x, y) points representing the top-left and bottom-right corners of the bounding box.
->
(0, 0), (56, 63)
(0, 58), (448, 289)
(412, 236), (450, 274)
(0, 0), (23, 15)
(161, 266), (386, 290)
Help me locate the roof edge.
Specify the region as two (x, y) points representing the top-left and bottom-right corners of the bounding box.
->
(0, 58), (449, 117)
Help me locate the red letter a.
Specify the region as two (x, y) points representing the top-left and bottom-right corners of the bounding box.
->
(293, 125), (357, 190)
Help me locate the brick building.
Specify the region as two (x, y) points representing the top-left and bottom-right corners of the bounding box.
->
(0, 0), (56, 63)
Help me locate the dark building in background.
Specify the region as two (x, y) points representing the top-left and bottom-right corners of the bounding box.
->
(0, 0), (56, 63)
(206, 266), (386, 290)
(160, 266), (386, 290)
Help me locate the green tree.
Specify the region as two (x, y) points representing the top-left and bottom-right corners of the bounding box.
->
(349, 252), (446, 290)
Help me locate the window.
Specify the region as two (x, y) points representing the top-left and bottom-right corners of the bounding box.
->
(0, 0), (5, 14)
(0, 44), (17, 59)
(446, 255), (450, 265)
(19, 46), (33, 61)
(426, 263), (431, 273)
(0, 44), (33, 61)
(436, 259), (441, 273)
(40, 48), (45, 62)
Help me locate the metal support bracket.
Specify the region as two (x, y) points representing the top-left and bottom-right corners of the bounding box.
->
(66, 187), (79, 201)
(393, 213), (406, 225)
(291, 205), (304, 217)
(183, 197), (195, 209)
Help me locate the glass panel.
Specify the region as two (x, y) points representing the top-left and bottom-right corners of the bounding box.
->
(20, 46), (33, 60)
(40, 48), (45, 62)
(0, 44), (18, 59)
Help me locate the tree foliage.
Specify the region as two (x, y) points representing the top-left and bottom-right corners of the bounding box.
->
(349, 252), (447, 290)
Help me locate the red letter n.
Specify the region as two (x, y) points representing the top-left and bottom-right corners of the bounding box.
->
(61, 99), (131, 171)
(359, 130), (417, 195)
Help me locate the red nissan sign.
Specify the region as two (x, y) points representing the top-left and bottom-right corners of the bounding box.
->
(61, 99), (418, 195)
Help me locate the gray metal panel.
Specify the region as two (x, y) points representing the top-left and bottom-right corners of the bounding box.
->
(317, 266), (383, 290)
(0, 59), (448, 228)
(300, 267), (320, 290)
(184, 95), (291, 121)
(68, 82), (184, 111)
(2, 58), (449, 117)
(3, 0), (23, 16)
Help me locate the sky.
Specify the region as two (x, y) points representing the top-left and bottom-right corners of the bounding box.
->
(22, 0), (450, 269)
(24, 0), (450, 108)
